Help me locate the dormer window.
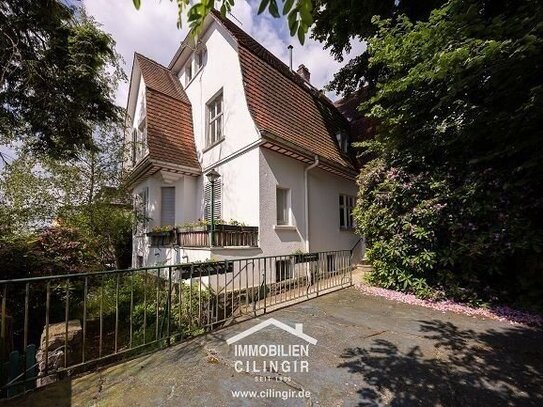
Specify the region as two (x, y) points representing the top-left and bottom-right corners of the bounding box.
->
(185, 46), (206, 87)
(336, 132), (349, 154)
(137, 96), (146, 126)
(185, 64), (192, 85)
(131, 124), (147, 166)
(195, 48), (205, 71)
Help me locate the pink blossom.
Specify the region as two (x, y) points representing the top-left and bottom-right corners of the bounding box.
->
(355, 283), (543, 327)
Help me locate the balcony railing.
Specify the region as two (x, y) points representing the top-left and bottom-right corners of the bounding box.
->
(147, 225), (259, 248)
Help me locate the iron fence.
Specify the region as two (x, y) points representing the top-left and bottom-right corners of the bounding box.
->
(0, 249), (352, 397)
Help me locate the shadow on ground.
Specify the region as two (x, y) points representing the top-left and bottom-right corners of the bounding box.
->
(339, 320), (543, 406)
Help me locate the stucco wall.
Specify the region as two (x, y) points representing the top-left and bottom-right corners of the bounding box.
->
(307, 168), (360, 252)
(259, 148), (361, 257)
(132, 173), (199, 266)
(259, 148), (306, 256)
(178, 21), (261, 170)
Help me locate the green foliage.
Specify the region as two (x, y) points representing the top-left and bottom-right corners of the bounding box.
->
(86, 273), (212, 344)
(0, 0), (125, 159)
(354, 0), (543, 308)
(0, 226), (102, 280)
(0, 124), (132, 269)
(131, 0), (444, 92)
(151, 225), (175, 233)
(133, 0), (314, 44)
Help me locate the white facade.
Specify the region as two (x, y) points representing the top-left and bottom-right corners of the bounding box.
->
(127, 18), (363, 269)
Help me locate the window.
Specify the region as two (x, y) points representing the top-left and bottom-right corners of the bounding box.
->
(195, 48), (205, 72)
(206, 92), (224, 147)
(137, 95), (146, 126)
(135, 187), (149, 234)
(275, 260), (292, 282)
(276, 187), (290, 225)
(336, 132), (349, 153)
(339, 194), (355, 229)
(160, 187), (175, 226)
(185, 48), (206, 87)
(136, 255), (144, 268)
(185, 63), (192, 85)
(131, 126), (147, 166)
(204, 181), (222, 222)
(327, 254), (336, 272)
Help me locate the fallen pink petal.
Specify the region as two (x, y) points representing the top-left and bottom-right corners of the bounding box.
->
(355, 283), (543, 327)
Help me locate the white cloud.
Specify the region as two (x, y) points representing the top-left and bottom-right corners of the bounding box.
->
(83, 0), (365, 104)
(83, 0), (187, 106)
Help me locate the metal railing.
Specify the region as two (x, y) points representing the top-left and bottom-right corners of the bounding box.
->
(0, 249), (352, 396)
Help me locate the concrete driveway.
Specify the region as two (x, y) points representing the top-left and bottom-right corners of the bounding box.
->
(4, 287), (543, 406)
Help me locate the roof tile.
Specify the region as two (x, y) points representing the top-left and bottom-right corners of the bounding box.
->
(134, 54), (200, 171)
(211, 10), (358, 171)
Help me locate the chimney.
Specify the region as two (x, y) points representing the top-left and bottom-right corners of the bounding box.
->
(287, 45), (293, 70)
(297, 64), (310, 83)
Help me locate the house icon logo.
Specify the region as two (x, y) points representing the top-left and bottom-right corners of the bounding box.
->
(226, 318), (318, 345)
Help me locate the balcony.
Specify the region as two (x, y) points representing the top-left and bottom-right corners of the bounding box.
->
(148, 224), (259, 248)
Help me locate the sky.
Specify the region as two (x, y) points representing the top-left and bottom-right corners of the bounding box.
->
(82, 0), (365, 106)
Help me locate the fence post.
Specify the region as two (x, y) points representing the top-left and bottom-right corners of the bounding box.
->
(167, 267), (172, 346)
(7, 351), (19, 398)
(348, 251), (353, 286)
(263, 260), (267, 314)
(25, 344), (36, 391)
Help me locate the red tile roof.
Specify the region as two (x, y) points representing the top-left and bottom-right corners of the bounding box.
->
(134, 54), (200, 172)
(210, 10), (359, 173)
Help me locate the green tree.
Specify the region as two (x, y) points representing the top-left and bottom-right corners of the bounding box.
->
(133, 0), (444, 92)
(354, 0), (543, 307)
(0, 125), (133, 268)
(0, 0), (125, 159)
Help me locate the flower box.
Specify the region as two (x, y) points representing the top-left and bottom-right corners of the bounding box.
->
(147, 230), (176, 246)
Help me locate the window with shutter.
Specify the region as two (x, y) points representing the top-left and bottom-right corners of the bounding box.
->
(204, 181), (222, 222)
(161, 187), (175, 226)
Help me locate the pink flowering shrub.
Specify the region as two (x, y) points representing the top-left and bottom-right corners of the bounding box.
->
(354, 159), (543, 310)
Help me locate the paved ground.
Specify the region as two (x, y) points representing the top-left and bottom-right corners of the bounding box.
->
(4, 286), (542, 407)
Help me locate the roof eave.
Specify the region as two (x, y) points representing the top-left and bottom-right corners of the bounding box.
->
(260, 131), (358, 179)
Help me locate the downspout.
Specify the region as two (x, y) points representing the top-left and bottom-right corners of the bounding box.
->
(304, 155), (319, 252)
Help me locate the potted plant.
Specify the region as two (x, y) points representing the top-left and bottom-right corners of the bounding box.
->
(147, 225), (175, 246)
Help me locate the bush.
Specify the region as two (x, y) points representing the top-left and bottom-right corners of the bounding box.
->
(354, 0), (543, 310)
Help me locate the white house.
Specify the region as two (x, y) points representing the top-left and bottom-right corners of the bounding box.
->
(124, 10), (364, 268)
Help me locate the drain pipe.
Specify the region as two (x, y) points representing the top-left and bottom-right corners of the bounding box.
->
(304, 155), (319, 252)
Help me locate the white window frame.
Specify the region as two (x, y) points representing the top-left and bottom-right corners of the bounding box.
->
(184, 47), (206, 88)
(275, 259), (293, 282)
(194, 48), (205, 73)
(339, 194), (355, 230)
(206, 91), (224, 148)
(336, 132), (349, 154)
(276, 187), (291, 226)
(131, 126), (148, 166)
